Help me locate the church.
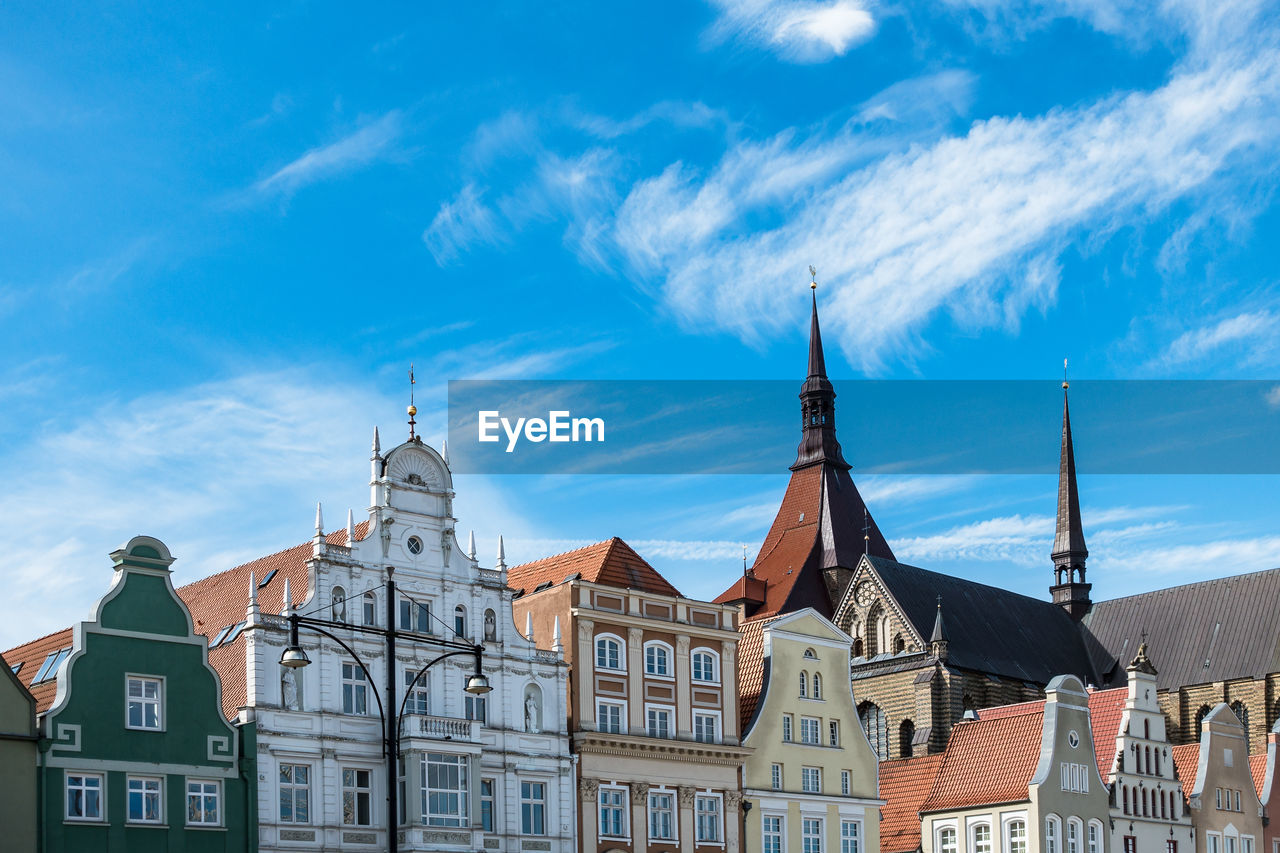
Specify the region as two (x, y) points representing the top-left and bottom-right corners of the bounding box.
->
(715, 288), (1280, 760)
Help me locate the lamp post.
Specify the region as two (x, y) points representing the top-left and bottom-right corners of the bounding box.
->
(280, 576), (491, 853)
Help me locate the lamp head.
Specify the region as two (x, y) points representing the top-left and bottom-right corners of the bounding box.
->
(465, 672), (492, 695)
(280, 645), (311, 669)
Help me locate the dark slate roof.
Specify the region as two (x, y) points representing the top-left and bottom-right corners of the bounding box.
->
(1083, 567), (1280, 691)
(866, 555), (1099, 684)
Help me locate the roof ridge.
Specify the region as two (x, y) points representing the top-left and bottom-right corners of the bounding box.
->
(1095, 565), (1280, 604)
(509, 537), (615, 570)
(869, 555), (1071, 610)
(3, 624), (74, 655)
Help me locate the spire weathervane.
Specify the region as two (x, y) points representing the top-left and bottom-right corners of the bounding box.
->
(1063, 357), (1069, 390)
(407, 364), (418, 441)
(809, 265), (818, 290)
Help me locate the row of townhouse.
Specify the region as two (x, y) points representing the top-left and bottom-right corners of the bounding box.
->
(879, 645), (1280, 853)
(2, 429), (886, 853)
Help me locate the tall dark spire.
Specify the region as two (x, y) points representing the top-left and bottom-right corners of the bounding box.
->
(793, 286), (850, 470)
(1050, 379), (1092, 619)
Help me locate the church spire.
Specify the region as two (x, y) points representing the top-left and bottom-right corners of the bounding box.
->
(1050, 374), (1092, 619)
(793, 276), (850, 470)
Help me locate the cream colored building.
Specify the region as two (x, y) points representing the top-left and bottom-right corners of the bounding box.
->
(1172, 704), (1263, 853)
(738, 609), (881, 853)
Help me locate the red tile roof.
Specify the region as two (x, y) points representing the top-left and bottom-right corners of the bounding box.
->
(736, 615), (779, 733)
(920, 710), (1046, 812)
(976, 687), (1127, 775)
(880, 754), (946, 853)
(1250, 752), (1266, 797)
(1171, 743), (1201, 799)
(507, 537), (681, 598)
(4, 524), (366, 721)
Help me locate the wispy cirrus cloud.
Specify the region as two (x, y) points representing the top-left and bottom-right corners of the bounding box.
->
(254, 110), (404, 197)
(423, 184), (506, 265)
(705, 0), (877, 62)
(1145, 310), (1280, 372)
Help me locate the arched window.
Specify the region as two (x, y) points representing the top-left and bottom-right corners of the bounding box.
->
(799, 670), (808, 698)
(1088, 822), (1103, 853)
(1145, 745), (1152, 774)
(644, 641), (671, 677)
(972, 824), (992, 853)
(1122, 786), (1129, 814)
(1171, 792), (1179, 819)
(362, 591), (377, 626)
(1194, 705), (1213, 740)
(812, 673), (822, 700)
(332, 586), (347, 623)
(803, 647), (818, 659)
(454, 605), (466, 637)
(1154, 748), (1161, 776)
(865, 604), (882, 656)
(899, 719), (915, 758)
(1067, 818), (1081, 853)
(853, 638), (865, 658)
(893, 634), (905, 654)
(1045, 816), (1061, 853)
(938, 828), (957, 853)
(691, 648), (720, 683)
(595, 635), (623, 671)
(859, 701), (889, 761)
(1142, 788), (1149, 817)
(1006, 820), (1027, 853)
(1231, 701), (1249, 735)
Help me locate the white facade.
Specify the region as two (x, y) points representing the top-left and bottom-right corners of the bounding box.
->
(241, 431), (574, 852)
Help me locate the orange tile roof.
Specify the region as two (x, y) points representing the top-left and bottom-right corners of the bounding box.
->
(880, 753), (946, 853)
(507, 537), (681, 598)
(976, 687), (1127, 775)
(736, 615), (779, 733)
(1250, 752), (1266, 796)
(4, 524), (366, 721)
(921, 710), (1046, 812)
(1171, 743), (1200, 799)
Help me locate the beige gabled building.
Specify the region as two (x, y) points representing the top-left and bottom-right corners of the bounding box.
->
(737, 608), (881, 853)
(1172, 705), (1264, 853)
(510, 538), (751, 853)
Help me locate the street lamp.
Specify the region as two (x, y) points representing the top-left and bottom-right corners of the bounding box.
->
(279, 576), (491, 853)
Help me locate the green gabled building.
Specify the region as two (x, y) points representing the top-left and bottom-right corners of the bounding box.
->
(36, 535), (257, 852)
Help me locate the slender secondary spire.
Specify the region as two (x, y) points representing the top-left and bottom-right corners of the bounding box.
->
(793, 273), (850, 470)
(407, 364), (418, 441)
(314, 502), (324, 536)
(1050, 371), (1092, 619)
(930, 596), (948, 643)
(468, 530), (477, 561)
(347, 509), (355, 545)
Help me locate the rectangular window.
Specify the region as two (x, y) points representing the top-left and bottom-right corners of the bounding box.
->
(342, 662), (368, 715)
(600, 787), (627, 838)
(465, 693), (487, 724)
(1236, 791), (1242, 812)
(424, 753), (468, 826)
(803, 817), (824, 853)
(801, 716), (820, 744)
(279, 763), (311, 824)
(694, 712), (719, 743)
(66, 773), (104, 820)
(342, 768), (372, 826)
(1243, 839), (1254, 853)
(842, 821), (861, 853)
(521, 780), (546, 835)
(127, 776), (162, 824)
(696, 795), (722, 842)
(186, 780), (221, 826)
(771, 763), (783, 790)
(404, 671), (429, 715)
(841, 770), (851, 796)
(1208, 836), (1221, 853)
(829, 719), (840, 747)
(126, 676), (163, 730)
(764, 816), (784, 853)
(480, 778), (495, 832)
(399, 599), (432, 633)
(647, 706), (672, 739)
(1227, 838), (1238, 853)
(802, 766), (822, 793)
(598, 700), (624, 734)
(782, 714), (794, 742)
(650, 792), (675, 840)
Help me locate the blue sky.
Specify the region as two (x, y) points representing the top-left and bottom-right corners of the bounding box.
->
(3, 0), (1280, 648)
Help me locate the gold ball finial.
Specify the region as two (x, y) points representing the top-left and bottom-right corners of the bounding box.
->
(1062, 381), (1069, 390)
(408, 404), (417, 416)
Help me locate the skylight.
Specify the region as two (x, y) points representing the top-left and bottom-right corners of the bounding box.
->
(258, 568), (279, 588)
(209, 625), (233, 647)
(222, 621), (248, 646)
(9, 662), (21, 675)
(32, 648), (71, 684)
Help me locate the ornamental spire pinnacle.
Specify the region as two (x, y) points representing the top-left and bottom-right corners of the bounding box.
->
(793, 272), (849, 470)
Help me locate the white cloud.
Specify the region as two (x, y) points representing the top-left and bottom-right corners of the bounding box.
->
(1096, 535), (1280, 579)
(423, 184), (505, 265)
(1149, 310), (1280, 371)
(1266, 385), (1280, 407)
(706, 0), (877, 62)
(858, 474), (979, 505)
(254, 111), (403, 197)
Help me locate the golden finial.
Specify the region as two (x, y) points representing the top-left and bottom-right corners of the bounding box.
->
(809, 265), (818, 290)
(1062, 357), (1069, 390)
(407, 364), (418, 440)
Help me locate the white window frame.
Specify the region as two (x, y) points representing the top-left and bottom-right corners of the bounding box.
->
(521, 779), (547, 836)
(599, 784), (629, 840)
(278, 762), (311, 824)
(644, 640), (674, 679)
(842, 820), (862, 853)
(1208, 834), (1222, 853)
(186, 779), (221, 827)
(480, 777), (497, 833)
(597, 698), (626, 734)
(763, 814), (786, 853)
(783, 713), (794, 742)
(66, 772), (105, 821)
(126, 775), (163, 825)
(342, 661), (369, 715)
(1067, 817), (1083, 853)
(771, 763), (783, 790)
(454, 604), (467, 637)
(841, 769), (851, 796)
(801, 766), (822, 793)
(1045, 815), (1062, 853)
(812, 672), (823, 700)
(595, 633), (625, 672)
(125, 674), (164, 731)
(691, 647), (720, 683)
(829, 719), (840, 747)
(342, 767), (374, 827)
(403, 669), (430, 716)
(645, 703), (674, 739)
(938, 825), (959, 853)
(694, 709), (722, 744)
(362, 591), (377, 626)
(800, 669), (809, 697)
(649, 789), (677, 842)
(971, 823), (993, 853)
(695, 792), (724, 844)
(423, 753), (468, 827)
(804, 816), (825, 853)
(1005, 817), (1028, 853)
(800, 715), (821, 744)
(1088, 821), (1104, 853)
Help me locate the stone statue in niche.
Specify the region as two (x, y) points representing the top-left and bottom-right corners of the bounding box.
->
(282, 668), (300, 710)
(524, 689), (541, 733)
(379, 516), (394, 558)
(484, 609), (497, 643)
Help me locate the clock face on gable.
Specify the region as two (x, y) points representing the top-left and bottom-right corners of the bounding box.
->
(854, 581), (876, 608)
